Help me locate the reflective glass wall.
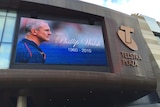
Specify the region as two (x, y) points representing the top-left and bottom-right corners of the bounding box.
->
(0, 10), (17, 69)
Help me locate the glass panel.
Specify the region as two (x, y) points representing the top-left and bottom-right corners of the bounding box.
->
(144, 16), (160, 33)
(0, 43), (12, 69)
(2, 17), (16, 42)
(0, 9), (7, 16)
(0, 16), (5, 40)
(7, 11), (17, 17)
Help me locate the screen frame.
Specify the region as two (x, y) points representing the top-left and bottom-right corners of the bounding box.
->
(10, 11), (111, 72)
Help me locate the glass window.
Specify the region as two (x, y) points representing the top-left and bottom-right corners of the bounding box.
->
(0, 10), (7, 16)
(0, 43), (12, 69)
(143, 16), (160, 33)
(0, 16), (5, 40)
(7, 10), (17, 17)
(0, 9), (17, 69)
(2, 17), (16, 42)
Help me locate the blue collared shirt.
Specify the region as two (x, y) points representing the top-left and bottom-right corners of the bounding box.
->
(15, 38), (46, 63)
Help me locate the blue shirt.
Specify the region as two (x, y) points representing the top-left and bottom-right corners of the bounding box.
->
(15, 38), (46, 63)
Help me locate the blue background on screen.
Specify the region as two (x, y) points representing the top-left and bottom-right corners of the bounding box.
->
(40, 43), (108, 65)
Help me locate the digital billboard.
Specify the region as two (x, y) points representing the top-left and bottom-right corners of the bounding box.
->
(14, 17), (108, 68)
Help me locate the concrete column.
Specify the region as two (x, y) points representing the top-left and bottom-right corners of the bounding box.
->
(17, 96), (27, 107)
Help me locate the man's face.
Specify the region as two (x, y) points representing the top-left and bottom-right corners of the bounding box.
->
(36, 22), (52, 42)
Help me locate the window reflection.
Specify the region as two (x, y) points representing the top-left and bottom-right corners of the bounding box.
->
(0, 10), (7, 16)
(0, 43), (12, 69)
(7, 11), (17, 17)
(2, 17), (16, 42)
(0, 17), (5, 40)
(0, 9), (17, 69)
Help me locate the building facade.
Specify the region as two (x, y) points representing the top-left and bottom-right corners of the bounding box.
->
(0, 0), (159, 107)
(132, 14), (160, 105)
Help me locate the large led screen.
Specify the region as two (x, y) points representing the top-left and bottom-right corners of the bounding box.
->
(15, 17), (108, 66)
